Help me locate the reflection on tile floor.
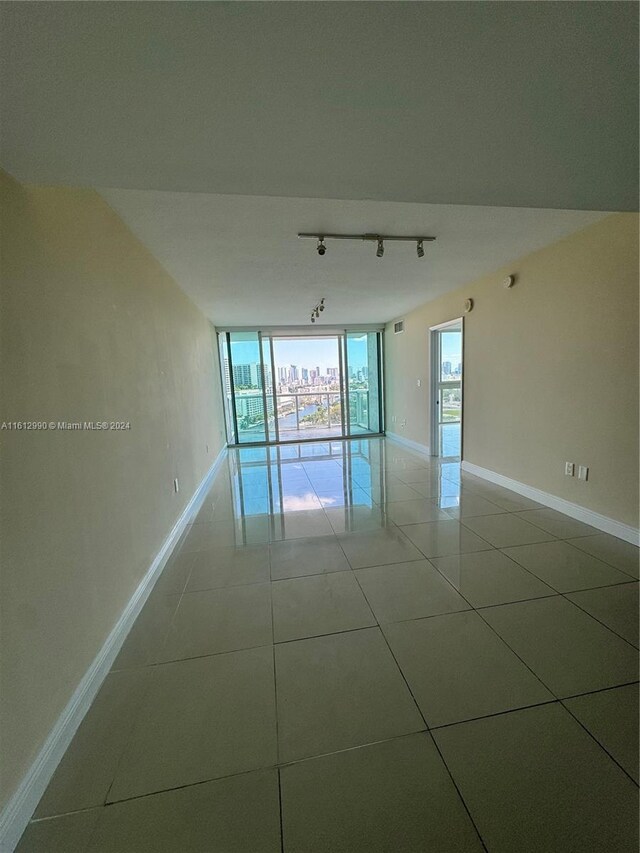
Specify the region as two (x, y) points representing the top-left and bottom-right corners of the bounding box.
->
(18, 438), (639, 852)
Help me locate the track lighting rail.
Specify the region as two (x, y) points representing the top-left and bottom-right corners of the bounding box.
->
(297, 233), (436, 242)
(298, 232), (435, 259)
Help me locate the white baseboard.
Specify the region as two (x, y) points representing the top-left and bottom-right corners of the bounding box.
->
(0, 446), (228, 853)
(461, 461), (639, 546)
(385, 431), (430, 458)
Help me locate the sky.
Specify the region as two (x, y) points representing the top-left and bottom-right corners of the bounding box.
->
(226, 330), (461, 372)
(228, 335), (365, 372)
(441, 330), (462, 364)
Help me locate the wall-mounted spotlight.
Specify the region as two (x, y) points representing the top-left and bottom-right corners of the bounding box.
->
(298, 232), (435, 259)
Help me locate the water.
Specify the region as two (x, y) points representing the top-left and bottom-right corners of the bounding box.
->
(279, 404), (332, 431)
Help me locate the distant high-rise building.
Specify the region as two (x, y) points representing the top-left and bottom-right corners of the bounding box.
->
(232, 363), (262, 388)
(301, 367), (309, 381)
(290, 365), (299, 381)
(278, 366), (288, 383)
(233, 363), (252, 387)
(223, 358), (231, 395)
(442, 361), (452, 376)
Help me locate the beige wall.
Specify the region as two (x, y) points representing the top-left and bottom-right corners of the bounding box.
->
(385, 213), (639, 528)
(0, 171), (226, 810)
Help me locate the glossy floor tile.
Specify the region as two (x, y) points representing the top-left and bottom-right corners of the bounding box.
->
(269, 534), (350, 579)
(355, 560), (470, 622)
(434, 703), (639, 853)
(270, 508), (334, 540)
(337, 525), (424, 568)
(515, 507), (599, 539)
(383, 611), (552, 727)
(502, 539), (633, 592)
(22, 437), (639, 852)
(158, 583), (272, 661)
(563, 684), (639, 783)
(400, 519), (493, 558)
(441, 493), (507, 518)
(108, 647), (277, 801)
(568, 533), (640, 578)
(383, 498), (451, 525)
(566, 582), (639, 647)
(91, 770), (281, 852)
(280, 734), (483, 852)
(275, 628), (424, 762)
(35, 669), (152, 817)
(111, 593), (180, 670)
(16, 811), (101, 853)
(185, 544), (270, 591)
(481, 595), (639, 697)
(272, 571), (375, 642)
(432, 549), (555, 608)
(461, 513), (555, 547)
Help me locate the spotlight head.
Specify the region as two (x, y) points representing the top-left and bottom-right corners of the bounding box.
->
(416, 240), (424, 258)
(317, 238), (326, 256)
(311, 315), (315, 323)
(376, 238), (384, 258)
(319, 304), (324, 312)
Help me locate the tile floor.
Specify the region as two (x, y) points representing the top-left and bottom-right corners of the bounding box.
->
(18, 437), (639, 852)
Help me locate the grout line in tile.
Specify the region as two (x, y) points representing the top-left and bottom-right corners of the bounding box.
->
(562, 538), (640, 579)
(428, 734), (490, 852)
(558, 679), (640, 702)
(559, 696), (640, 789)
(429, 697), (561, 732)
(276, 768), (285, 853)
(556, 590), (640, 650)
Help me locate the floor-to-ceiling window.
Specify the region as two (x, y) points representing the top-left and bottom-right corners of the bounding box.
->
(218, 329), (384, 446)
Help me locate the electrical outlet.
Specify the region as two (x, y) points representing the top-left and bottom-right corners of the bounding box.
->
(578, 465), (589, 481)
(174, 478), (179, 493)
(416, 378), (421, 388)
(565, 462), (574, 477)
(400, 418), (407, 428)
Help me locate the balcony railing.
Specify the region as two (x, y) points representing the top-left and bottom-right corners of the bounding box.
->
(233, 389), (370, 434)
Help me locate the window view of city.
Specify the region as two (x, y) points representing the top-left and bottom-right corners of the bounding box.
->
(438, 328), (462, 457)
(219, 333), (381, 443)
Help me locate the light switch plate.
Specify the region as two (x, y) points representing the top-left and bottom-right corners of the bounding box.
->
(578, 465), (589, 481)
(565, 462), (574, 476)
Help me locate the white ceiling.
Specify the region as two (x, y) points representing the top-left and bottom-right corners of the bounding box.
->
(100, 189), (606, 326)
(2, 2), (637, 211)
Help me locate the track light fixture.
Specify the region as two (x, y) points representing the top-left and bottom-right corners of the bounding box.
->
(298, 232), (435, 259)
(309, 298), (325, 323)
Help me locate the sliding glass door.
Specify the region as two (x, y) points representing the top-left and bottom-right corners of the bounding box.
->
(344, 331), (381, 435)
(218, 329), (383, 446)
(226, 332), (270, 444)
